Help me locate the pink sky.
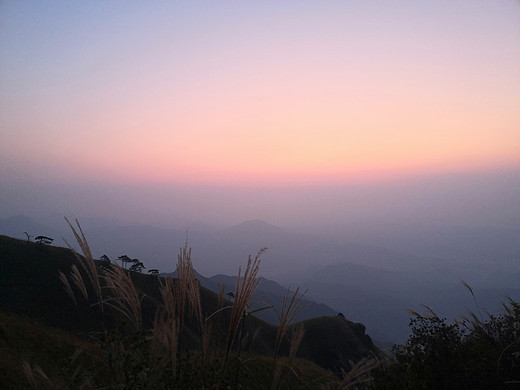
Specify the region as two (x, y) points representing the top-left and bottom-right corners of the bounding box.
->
(1, 1), (519, 188)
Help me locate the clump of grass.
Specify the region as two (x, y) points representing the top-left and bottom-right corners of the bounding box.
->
(101, 263), (143, 329)
(151, 245), (212, 382)
(60, 218), (143, 330)
(56, 220), (374, 389)
(337, 355), (380, 390)
(59, 220), (271, 388)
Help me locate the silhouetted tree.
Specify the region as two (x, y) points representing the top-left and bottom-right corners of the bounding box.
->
(148, 269), (160, 276)
(129, 259), (145, 273)
(100, 254), (111, 263)
(98, 255), (112, 270)
(35, 235), (53, 244)
(23, 232), (32, 243)
(117, 255), (132, 269)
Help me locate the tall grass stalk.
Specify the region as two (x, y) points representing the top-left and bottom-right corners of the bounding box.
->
(101, 264), (143, 329)
(63, 217), (103, 312)
(221, 248), (265, 382)
(338, 356), (380, 390)
(273, 287), (308, 363)
(23, 360), (51, 389)
(58, 222), (339, 388)
(154, 276), (180, 376)
(271, 323), (307, 390)
(460, 279), (484, 325)
(270, 287), (308, 390)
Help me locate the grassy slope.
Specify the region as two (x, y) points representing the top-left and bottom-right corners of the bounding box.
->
(0, 234), (379, 385)
(0, 311), (98, 389)
(0, 235), (103, 332)
(0, 311), (339, 389)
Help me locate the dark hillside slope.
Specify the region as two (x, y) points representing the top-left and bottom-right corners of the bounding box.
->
(296, 316), (375, 373)
(0, 234), (102, 332)
(0, 234), (379, 374)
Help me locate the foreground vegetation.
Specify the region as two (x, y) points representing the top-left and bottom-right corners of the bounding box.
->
(0, 221), (378, 389)
(2, 219), (519, 389)
(371, 300), (520, 389)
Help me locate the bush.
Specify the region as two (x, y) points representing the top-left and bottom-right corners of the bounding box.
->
(371, 300), (520, 390)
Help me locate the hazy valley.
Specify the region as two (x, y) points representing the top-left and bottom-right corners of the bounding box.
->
(2, 214), (518, 345)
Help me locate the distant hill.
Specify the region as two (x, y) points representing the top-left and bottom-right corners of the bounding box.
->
(4, 215), (517, 346)
(0, 234), (380, 380)
(164, 270), (339, 325)
(287, 261), (520, 343)
(2, 215), (454, 277)
(0, 215), (63, 243)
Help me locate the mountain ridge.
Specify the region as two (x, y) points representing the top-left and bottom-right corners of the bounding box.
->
(0, 234), (380, 380)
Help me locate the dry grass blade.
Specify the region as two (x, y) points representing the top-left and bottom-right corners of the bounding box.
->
(460, 279), (483, 322)
(273, 287), (308, 362)
(33, 365), (51, 385)
(22, 360), (36, 389)
(225, 249), (264, 359)
(503, 298), (515, 316)
(405, 305), (439, 319)
(22, 361), (51, 388)
(460, 279), (474, 296)
(271, 288), (308, 390)
(339, 356), (380, 390)
(152, 246), (205, 376)
(202, 321), (213, 366)
(150, 309), (178, 374)
(64, 217), (103, 311)
(420, 304), (439, 319)
(102, 264), (142, 329)
(464, 311), (483, 329)
(405, 308), (422, 318)
(59, 270), (77, 306)
(271, 324), (306, 390)
(70, 264), (88, 301)
(183, 247), (203, 331)
(218, 283), (226, 309)
(173, 246), (191, 337)
(65, 217), (94, 261)
(289, 323), (305, 361)
(179, 246), (210, 369)
(219, 248), (265, 381)
(156, 276), (180, 375)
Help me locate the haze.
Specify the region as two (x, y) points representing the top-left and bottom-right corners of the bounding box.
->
(1, 3), (519, 278)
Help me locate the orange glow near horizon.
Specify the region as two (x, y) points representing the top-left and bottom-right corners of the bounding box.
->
(1, 2), (519, 188)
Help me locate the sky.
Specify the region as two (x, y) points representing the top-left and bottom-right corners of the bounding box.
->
(1, 1), (519, 229)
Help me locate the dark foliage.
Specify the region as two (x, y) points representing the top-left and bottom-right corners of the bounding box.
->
(35, 236), (53, 244)
(371, 301), (520, 390)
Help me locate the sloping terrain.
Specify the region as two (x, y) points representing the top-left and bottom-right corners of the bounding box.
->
(164, 270), (339, 325)
(0, 234), (380, 387)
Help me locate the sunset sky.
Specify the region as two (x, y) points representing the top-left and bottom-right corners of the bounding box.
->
(1, 1), (520, 229)
(2, 1), (519, 187)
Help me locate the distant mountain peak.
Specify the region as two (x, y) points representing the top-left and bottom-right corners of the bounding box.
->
(230, 219), (284, 232)
(5, 214), (34, 222)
